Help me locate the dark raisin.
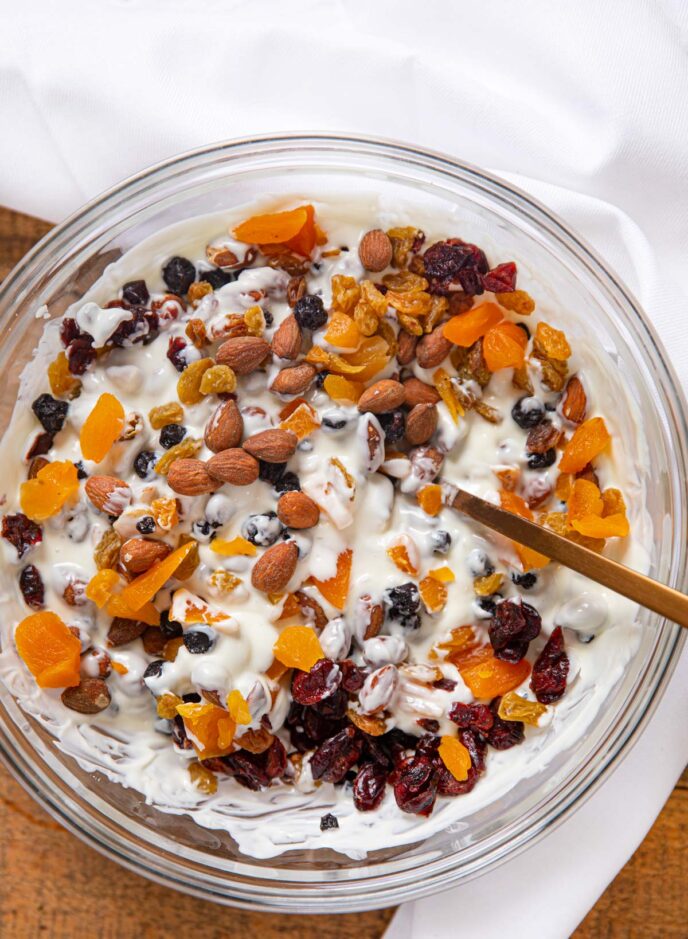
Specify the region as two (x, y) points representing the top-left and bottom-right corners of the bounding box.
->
(475, 595), (499, 618)
(74, 461), (88, 480)
(26, 432), (54, 459)
(219, 738), (287, 790)
(122, 280), (150, 306)
(489, 599), (541, 663)
(353, 763), (387, 811)
(273, 471), (301, 494)
(310, 726), (363, 784)
(143, 660), (165, 681)
(417, 718), (440, 733)
(133, 449), (157, 480)
(526, 420), (560, 454)
(162, 256), (196, 295)
(530, 626), (569, 703)
(293, 295), (327, 330)
(384, 582), (420, 616)
(527, 448), (557, 469)
(191, 519), (215, 542)
(166, 336), (188, 372)
(183, 631), (213, 654)
(242, 511), (284, 546)
(340, 659), (367, 692)
(171, 715), (192, 749)
(19, 564), (44, 609)
(433, 677), (456, 691)
(481, 261), (517, 293)
(487, 698), (525, 750)
(448, 701), (494, 733)
(136, 516), (156, 534)
(320, 812), (339, 830)
(60, 317), (83, 346)
(142, 627), (166, 656)
(430, 530), (452, 555)
(67, 336), (96, 375)
(422, 239), (488, 296)
(258, 460), (286, 484)
(108, 617), (148, 647)
(467, 549), (494, 577)
(2, 513), (42, 558)
(32, 394), (69, 434)
(314, 370), (330, 388)
(378, 409), (406, 443)
(159, 611), (184, 640)
(159, 424), (187, 449)
(291, 659), (341, 706)
(198, 267), (236, 290)
(322, 410), (349, 431)
(511, 396), (545, 429)
(263, 310), (274, 327)
(511, 571), (537, 589)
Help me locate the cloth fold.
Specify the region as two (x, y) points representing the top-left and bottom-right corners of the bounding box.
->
(1, 2), (687, 935)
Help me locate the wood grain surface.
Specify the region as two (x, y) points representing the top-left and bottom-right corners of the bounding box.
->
(0, 207), (685, 939)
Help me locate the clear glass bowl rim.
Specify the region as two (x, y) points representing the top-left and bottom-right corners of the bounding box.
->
(0, 132), (686, 913)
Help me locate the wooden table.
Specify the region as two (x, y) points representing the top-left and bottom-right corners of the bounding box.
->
(0, 207), (685, 938)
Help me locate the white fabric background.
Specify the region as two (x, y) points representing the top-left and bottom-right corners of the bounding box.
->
(1, 1), (687, 935)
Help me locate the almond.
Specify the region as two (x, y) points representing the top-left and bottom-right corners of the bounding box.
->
(206, 245), (239, 268)
(409, 445), (444, 484)
(243, 428), (298, 463)
(353, 594), (384, 642)
(561, 376), (587, 424)
(277, 491), (320, 529)
(119, 538), (172, 574)
(396, 329), (418, 365)
(251, 540), (299, 593)
(206, 448), (260, 486)
(358, 413), (384, 473)
(402, 376), (440, 408)
(61, 678), (111, 714)
(204, 399), (243, 452)
(85, 475), (132, 516)
(270, 363), (317, 395)
(358, 229), (393, 272)
(216, 335), (270, 374)
(358, 379), (406, 414)
(416, 325), (452, 369)
(167, 459), (221, 496)
(271, 314), (302, 360)
(405, 403), (438, 445)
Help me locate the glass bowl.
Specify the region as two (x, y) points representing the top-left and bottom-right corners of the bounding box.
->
(0, 134), (686, 912)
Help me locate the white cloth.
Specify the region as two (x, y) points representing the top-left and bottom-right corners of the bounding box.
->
(1, 2), (687, 935)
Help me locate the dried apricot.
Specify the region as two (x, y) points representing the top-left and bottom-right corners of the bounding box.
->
(419, 575), (448, 613)
(602, 488), (626, 517)
(498, 691), (547, 726)
(117, 542), (195, 612)
(495, 290), (535, 315)
(417, 484), (443, 517)
(177, 358), (214, 406)
(323, 374), (365, 404)
(500, 490), (549, 570)
(436, 626), (480, 666)
(79, 393), (125, 462)
(571, 513), (629, 538)
(86, 569), (120, 608)
(567, 478), (603, 522)
(176, 701), (236, 759)
(310, 549), (352, 610)
(151, 497), (179, 530)
(174, 535), (200, 580)
(15, 611), (81, 688)
(474, 572), (504, 596)
(340, 336), (390, 382)
(555, 473), (574, 502)
(428, 566), (455, 583)
(20, 461), (79, 521)
(558, 417), (611, 474)
(234, 205), (311, 246)
(227, 689), (251, 725)
(482, 321), (527, 371)
(106, 595), (160, 626)
(458, 645), (531, 698)
(273, 625), (325, 671)
(324, 312), (361, 349)
(534, 322), (571, 361)
(387, 542), (419, 575)
(48, 352), (81, 399)
(442, 301), (503, 347)
(438, 735), (471, 781)
(280, 401), (320, 440)
(211, 536), (257, 557)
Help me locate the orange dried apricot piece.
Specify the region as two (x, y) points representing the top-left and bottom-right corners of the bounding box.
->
(558, 417), (611, 474)
(437, 625), (480, 666)
(151, 497), (179, 530)
(438, 735), (471, 781)
(433, 367), (464, 423)
(310, 549), (352, 610)
(567, 478), (603, 523)
(15, 611), (81, 688)
(417, 484), (443, 517)
(80, 392), (125, 462)
(106, 595), (161, 626)
(323, 374), (365, 404)
(306, 345), (367, 376)
(323, 312), (361, 349)
(419, 575), (448, 614)
(482, 321), (527, 371)
(85, 569), (120, 608)
(387, 544), (419, 576)
(534, 322), (571, 361)
(442, 301), (503, 347)
(111, 661), (129, 676)
(331, 275), (361, 316)
(429, 566), (455, 583)
(555, 473), (574, 502)
(458, 646), (531, 698)
(500, 490), (549, 570)
(495, 467), (520, 492)
(117, 542), (195, 611)
(176, 701), (236, 759)
(48, 351), (81, 398)
(20, 460), (79, 521)
(280, 402), (321, 440)
(474, 572), (504, 596)
(602, 487), (626, 518)
(340, 336), (390, 381)
(284, 205), (319, 257)
(210, 536), (257, 557)
(273, 625), (325, 671)
(227, 689), (252, 725)
(498, 691), (548, 726)
(571, 513), (629, 538)
(234, 205), (310, 245)
(265, 657), (290, 681)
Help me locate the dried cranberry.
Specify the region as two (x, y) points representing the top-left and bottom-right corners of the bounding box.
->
(423, 239), (488, 296)
(220, 738), (287, 790)
(482, 261), (517, 293)
(159, 423), (187, 449)
(382, 727), (418, 765)
(166, 336), (189, 372)
(291, 659), (341, 706)
(530, 626), (569, 703)
(60, 317), (82, 346)
(488, 599), (541, 663)
(378, 409), (406, 443)
(26, 432), (54, 459)
(392, 753), (438, 816)
(32, 394), (68, 434)
(67, 336), (96, 375)
(313, 686), (348, 720)
(320, 812), (339, 830)
(122, 279), (150, 306)
(2, 513), (42, 558)
(340, 659), (366, 692)
(310, 726), (363, 784)
(417, 718), (440, 733)
(360, 734), (393, 771)
(433, 677), (456, 691)
(415, 733), (441, 756)
(436, 763), (479, 796)
(293, 295), (327, 330)
(459, 728), (487, 774)
(449, 701), (494, 734)
(162, 256), (196, 295)
(487, 698), (525, 750)
(264, 737), (288, 779)
(353, 763), (387, 811)
(19, 564), (44, 609)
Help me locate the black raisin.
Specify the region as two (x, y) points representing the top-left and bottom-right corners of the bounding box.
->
(136, 516), (156, 534)
(511, 396), (545, 429)
(166, 337), (188, 372)
(322, 410), (348, 431)
(31, 394), (68, 434)
(159, 611), (183, 640)
(274, 472), (301, 493)
(133, 450), (157, 479)
(430, 530), (452, 554)
(183, 631), (213, 654)
(242, 511), (284, 546)
(162, 256), (196, 295)
(263, 310), (274, 327)
(511, 571), (538, 589)
(293, 295), (327, 330)
(122, 280), (150, 306)
(258, 460), (286, 484)
(320, 813), (339, 831)
(527, 448), (557, 469)
(74, 461), (88, 480)
(143, 660), (165, 680)
(159, 424), (187, 449)
(378, 409), (406, 443)
(191, 519), (215, 542)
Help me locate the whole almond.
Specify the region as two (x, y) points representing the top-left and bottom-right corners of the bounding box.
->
(405, 403), (438, 445)
(243, 428), (298, 463)
(416, 325), (452, 369)
(402, 376), (441, 407)
(270, 363), (317, 395)
(251, 540), (299, 593)
(271, 314), (302, 360)
(167, 459), (221, 496)
(107, 617), (148, 647)
(205, 399), (243, 452)
(207, 448), (260, 486)
(119, 538), (172, 574)
(85, 476), (132, 516)
(396, 329), (419, 365)
(561, 376), (587, 424)
(61, 678), (111, 714)
(358, 229), (393, 272)
(277, 491), (320, 529)
(358, 379), (406, 414)
(216, 335), (270, 374)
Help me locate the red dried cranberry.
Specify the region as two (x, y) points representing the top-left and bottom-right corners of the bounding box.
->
(458, 728), (487, 774)
(433, 677), (457, 691)
(67, 336), (96, 375)
(60, 318), (82, 346)
(448, 702), (494, 734)
(2, 513), (42, 558)
(360, 734), (393, 771)
(313, 686), (348, 720)
(264, 737), (287, 780)
(423, 239), (489, 296)
(221, 751), (270, 790)
(340, 659), (367, 692)
(26, 432), (54, 459)
(488, 599), (541, 663)
(166, 336), (189, 372)
(417, 718), (440, 733)
(291, 659), (341, 706)
(19, 564), (44, 609)
(310, 726), (363, 784)
(353, 763), (387, 811)
(436, 763), (479, 796)
(530, 626), (569, 704)
(392, 753), (438, 816)
(482, 261), (517, 293)
(487, 698), (525, 750)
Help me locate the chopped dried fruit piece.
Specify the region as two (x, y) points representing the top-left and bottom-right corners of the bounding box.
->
(234, 205), (318, 257)
(244, 305), (266, 336)
(419, 575), (448, 613)
(530, 626), (569, 703)
(495, 290), (535, 315)
(433, 367), (464, 423)
(80, 392), (125, 462)
(280, 401), (321, 440)
(20, 461), (79, 521)
(2, 513), (42, 558)
(482, 321), (528, 371)
(154, 437), (202, 475)
(176, 701), (236, 759)
(200, 364), (237, 395)
(117, 542), (195, 612)
(310, 549), (352, 611)
(151, 497), (179, 530)
(417, 484), (442, 516)
(387, 226), (424, 269)
(48, 352), (81, 398)
(438, 735), (471, 781)
(571, 512), (629, 538)
(498, 691), (548, 726)
(499, 490), (549, 571)
(273, 625), (325, 671)
(306, 345), (366, 375)
(442, 301), (503, 347)
(227, 689), (252, 725)
(93, 528), (122, 569)
(177, 357), (214, 405)
(568, 478), (603, 522)
(474, 572), (504, 596)
(210, 536), (257, 557)
(324, 312), (361, 349)
(106, 595), (160, 626)
(323, 374), (365, 404)
(495, 467), (520, 492)
(558, 417), (611, 474)
(189, 762), (218, 794)
(534, 322), (571, 361)
(428, 566), (454, 583)
(15, 611), (81, 688)
(85, 569), (120, 608)
(157, 693), (183, 718)
(340, 336), (391, 381)
(209, 570), (242, 595)
(458, 645), (531, 699)
(387, 542), (419, 575)
(174, 535), (200, 579)
(555, 473), (574, 502)
(436, 625), (480, 666)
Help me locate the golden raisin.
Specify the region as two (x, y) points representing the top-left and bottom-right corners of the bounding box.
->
(187, 281), (213, 305)
(149, 402), (184, 429)
(188, 761), (218, 794)
(48, 351), (81, 398)
(498, 691), (547, 726)
(177, 358), (214, 405)
(209, 570), (242, 594)
(157, 692), (183, 719)
(94, 529), (122, 569)
(200, 364), (237, 395)
(185, 319), (208, 348)
(155, 437), (202, 475)
(244, 305), (266, 336)
(151, 497), (179, 530)
(495, 290), (535, 315)
(534, 322), (571, 361)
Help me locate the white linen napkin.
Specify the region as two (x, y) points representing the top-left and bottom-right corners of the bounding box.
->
(1, 2), (687, 935)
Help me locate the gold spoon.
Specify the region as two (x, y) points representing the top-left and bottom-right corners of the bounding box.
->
(448, 484), (688, 629)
